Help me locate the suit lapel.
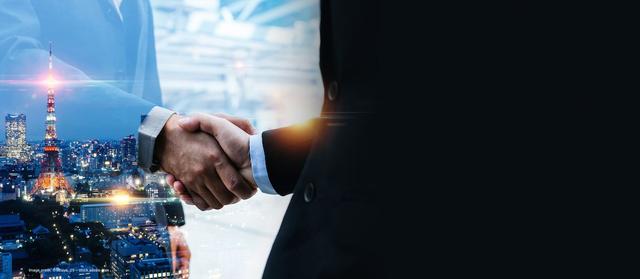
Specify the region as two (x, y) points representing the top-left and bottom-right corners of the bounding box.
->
(98, 0), (124, 25)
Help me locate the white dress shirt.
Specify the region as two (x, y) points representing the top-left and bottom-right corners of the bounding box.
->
(112, 0), (124, 21)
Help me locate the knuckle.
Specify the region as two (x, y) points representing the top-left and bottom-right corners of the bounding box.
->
(208, 152), (224, 167)
(193, 165), (206, 176)
(227, 176), (240, 191)
(219, 193), (234, 205)
(183, 178), (196, 187)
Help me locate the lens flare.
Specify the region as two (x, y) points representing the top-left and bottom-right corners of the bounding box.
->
(112, 192), (131, 205)
(45, 75), (58, 88)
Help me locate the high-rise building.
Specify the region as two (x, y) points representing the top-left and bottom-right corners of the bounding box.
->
(4, 113), (28, 162)
(32, 43), (73, 201)
(130, 258), (178, 279)
(120, 135), (136, 170)
(110, 237), (162, 279)
(0, 252), (11, 279)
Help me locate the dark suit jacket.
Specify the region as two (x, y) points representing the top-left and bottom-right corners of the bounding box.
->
(262, 0), (385, 277)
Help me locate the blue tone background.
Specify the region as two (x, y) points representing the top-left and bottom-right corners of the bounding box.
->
(1, 0), (322, 277)
(0, 0), (322, 141)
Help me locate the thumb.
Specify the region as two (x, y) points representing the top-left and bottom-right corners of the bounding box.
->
(191, 114), (248, 166)
(213, 113), (256, 135)
(177, 116), (200, 132)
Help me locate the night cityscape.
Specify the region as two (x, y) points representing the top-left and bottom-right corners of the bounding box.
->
(0, 48), (184, 279)
(0, 1), (322, 278)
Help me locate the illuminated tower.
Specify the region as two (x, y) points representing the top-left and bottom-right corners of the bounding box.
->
(33, 42), (74, 199)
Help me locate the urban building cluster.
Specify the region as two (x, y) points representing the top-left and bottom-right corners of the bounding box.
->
(1, 113), (185, 278)
(1, 46), (184, 278)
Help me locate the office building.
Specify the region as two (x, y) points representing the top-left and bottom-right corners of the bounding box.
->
(110, 237), (162, 279)
(0, 252), (10, 279)
(4, 114), (28, 162)
(130, 258), (177, 279)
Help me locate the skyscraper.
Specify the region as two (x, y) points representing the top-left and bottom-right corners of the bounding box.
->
(110, 237), (162, 279)
(120, 135), (136, 170)
(0, 252), (11, 279)
(33, 42), (74, 200)
(4, 113), (28, 162)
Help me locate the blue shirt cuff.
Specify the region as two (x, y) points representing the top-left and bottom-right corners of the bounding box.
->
(250, 133), (277, 195)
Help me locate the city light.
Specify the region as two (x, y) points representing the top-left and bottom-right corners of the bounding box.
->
(0, 1), (316, 277)
(112, 192), (131, 205)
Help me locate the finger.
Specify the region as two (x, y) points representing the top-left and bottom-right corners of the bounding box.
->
(174, 180), (208, 207)
(179, 241), (192, 274)
(174, 183), (194, 205)
(205, 140), (255, 200)
(173, 180), (188, 196)
(203, 167), (237, 206)
(176, 177), (218, 210)
(177, 116), (200, 132)
(195, 179), (224, 210)
(213, 113), (256, 135)
(191, 114), (249, 168)
(189, 191), (210, 211)
(173, 181), (195, 205)
(170, 231), (178, 273)
(180, 195), (194, 205)
(166, 174), (176, 185)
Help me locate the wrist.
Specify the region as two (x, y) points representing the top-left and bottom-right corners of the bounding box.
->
(155, 114), (179, 170)
(138, 106), (177, 172)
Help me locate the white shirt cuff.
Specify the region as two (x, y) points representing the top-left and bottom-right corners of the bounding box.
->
(249, 133), (277, 194)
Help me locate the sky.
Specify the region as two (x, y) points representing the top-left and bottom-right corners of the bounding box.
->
(0, 84), (152, 142)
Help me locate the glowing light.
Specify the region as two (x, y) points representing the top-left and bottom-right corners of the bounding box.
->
(112, 192), (131, 205)
(45, 75), (58, 88)
(234, 60), (246, 70)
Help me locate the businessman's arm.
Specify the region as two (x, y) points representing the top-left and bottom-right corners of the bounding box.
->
(255, 121), (318, 195)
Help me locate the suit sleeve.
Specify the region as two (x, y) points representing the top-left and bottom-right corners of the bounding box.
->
(262, 119), (320, 196)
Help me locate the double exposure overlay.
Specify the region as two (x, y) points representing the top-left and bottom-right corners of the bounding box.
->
(1, 1), (321, 278)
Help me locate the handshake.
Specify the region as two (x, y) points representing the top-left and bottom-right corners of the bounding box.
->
(155, 113), (258, 210)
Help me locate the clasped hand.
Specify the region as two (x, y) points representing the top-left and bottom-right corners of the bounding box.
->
(155, 113), (258, 210)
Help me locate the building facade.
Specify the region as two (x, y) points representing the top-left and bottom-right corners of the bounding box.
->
(0, 252), (11, 279)
(4, 114), (28, 162)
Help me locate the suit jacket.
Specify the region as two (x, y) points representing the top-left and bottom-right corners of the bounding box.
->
(262, 0), (385, 277)
(0, 0), (185, 226)
(0, 0), (159, 138)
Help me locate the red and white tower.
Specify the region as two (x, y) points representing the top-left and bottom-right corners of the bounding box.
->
(33, 42), (74, 198)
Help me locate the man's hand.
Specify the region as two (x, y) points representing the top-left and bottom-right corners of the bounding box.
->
(168, 226), (190, 278)
(166, 113), (257, 203)
(155, 115), (256, 210)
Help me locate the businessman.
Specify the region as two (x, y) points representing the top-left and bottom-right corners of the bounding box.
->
(138, 0), (384, 277)
(0, 0), (190, 274)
